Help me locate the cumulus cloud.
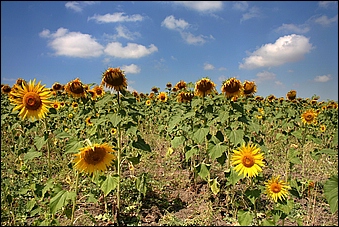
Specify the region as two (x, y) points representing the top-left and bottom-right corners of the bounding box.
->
(106, 25), (141, 40)
(181, 32), (209, 45)
(239, 34), (314, 69)
(65, 1), (97, 12)
(255, 71), (276, 83)
(39, 28), (104, 58)
(204, 63), (215, 70)
(161, 15), (190, 30)
(274, 23), (310, 34)
(104, 42), (158, 58)
(314, 74), (332, 82)
(173, 1), (223, 12)
(314, 14), (338, 26)
(120, 64), (141, 74)
(88, 12), (144, 23)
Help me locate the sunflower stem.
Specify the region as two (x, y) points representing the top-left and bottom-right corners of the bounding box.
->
(70, 171), (80, 226)
(43, 118), (51, 178)
(115, 91), (121, 225)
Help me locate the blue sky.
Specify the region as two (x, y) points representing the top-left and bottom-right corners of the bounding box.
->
(1, 1), (338, 101)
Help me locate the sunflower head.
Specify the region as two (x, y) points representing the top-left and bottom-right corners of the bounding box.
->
(93, 85), (105, 98)
(265, 176), (291, 203)
(157, 92), (168, 102)
(221, 77), (243, 98)
(151, 86), (159, 93)
(266, 94), (276, 102)
(243, 80), (257, 97)
(194, 78), (216, 98)
(73, 143), (116, 174)
(230, 143), (265, 178)
(166, 82), (172, 89)
(1, 84), (11, 94)
(132, 91), (139, 98)
(52, 101), (60, 110)
(111, 128), (117, 135)
(145, 99), (152, 106)
(174, 80), (187, 91)
(101, 67), (127, 92)
(16, 78), (27, 88)
(320, 124), (326, 132)
(72, 102), (79, 109)
(64, 78), (87, 98)
(177, 91), (194, 103)
(301, 109), (318, 125)
(8, 79), (53, 121)
(286, 90), (297, 101)
(85, 116), (93, 126)
(52, 82), (64, 91)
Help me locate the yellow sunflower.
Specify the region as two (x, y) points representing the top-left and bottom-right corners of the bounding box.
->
(145, 99), (152, 106)
(151, 86), (159, 93)
(286, 90), (297, 101)
(1, 84), (11, 94)
(52, 82), (64, 91)
(243, 80), (257, 97)
(72, 143), (116, 174)
(85, 116), (93, 126)
(265, 176), (291, 202)
(158, 92), (168, 102)
(194, 78), (216, 98)
(320, 124), (326, 132)
(231, 143), (265, 178)
(52, 101), (61, 110)
(301, 109), (318, 125)
(177, 91), (195, 103)
(8, 79), (53, 121)
(64, 78), (87, 98)
(111, 128), (117, 135)
(101, 67), (127, 92)
(174, 80), (187, 91)
(221, 77), (243, 98)
(93, 85), (105, 98)
(71, 102), (79, 109)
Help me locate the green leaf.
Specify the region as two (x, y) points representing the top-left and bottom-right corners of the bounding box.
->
(136, 173), (148, 196)
(24, 150), (42, 161)
(41, 179), (54, 199)
(237, 210), (253, 226)
(196, 163), (210, 181)
(101, 174), (119, 196)
(26, 199), (36, 212)
(56, 132), (71, 139)
(64, 140), (82, 155)
(185, 147), (198, 161)
(171, 136), (185, 148)
(50, 190), (70, 214)
(244, 189), (261, 205)
(108, 113), (122, 127)
(291, 130), (302, 139)
(226, 167), (244, 186)
(229, 129), (244, 146)
(209, 178), (220, 195)
(208, 143), (227, 160)
(34, 135), (47, 151)
(132, 135), (151, 152)
(192, 127), (210, 144)
(332, 130), (338, 146)
(324, 175), (338, 214)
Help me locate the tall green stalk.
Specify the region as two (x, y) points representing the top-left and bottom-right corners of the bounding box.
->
(43, 118), (51, 178)
(70, 171), (80, 226)
(115, 91), (122, 225)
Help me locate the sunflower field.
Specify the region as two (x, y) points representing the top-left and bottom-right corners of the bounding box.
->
(1, 68), (338, 226)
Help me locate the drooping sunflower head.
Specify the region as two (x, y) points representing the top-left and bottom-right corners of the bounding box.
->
(52, 82), (64, 91)
(72, 143), (116, 174)
(194, 78), (216, 98)
(301, 109), (318, 125)
(278, 97), (284, 103)
(101, 67), (127, 92)
(166, 82), (172, 89)
(310, 99), (318, 105)
(286, 90), (297, 101)
(243, 80), (257, 97)
(221, 77), (243, 98)
(132, 90), (139, 98)
(149, 92), (155, 100)
(265, 176), (291, 203)
(157, 92), (168, 102)
(230, 143), (265, 178)
(139, 92), (146, 99)
(8, 79), (53, 121)
(64, 78), (87, 98)
(174, 80), (187, 91)
(266, 94), (276, 102)
(1, 84), (11, 94)
(151, 86), (159, 93)
(177, 91), (195, 103)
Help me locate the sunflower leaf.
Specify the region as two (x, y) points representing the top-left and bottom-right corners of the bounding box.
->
(324, 174), (338, 214)
(185, 147), (198, 162)
(192, 127), (209, 144)
(101, 174), (119, 196)
(237, 210), (253, 226)
(50, 190), (71, 214)
(171, 136), (185, 148)
(229, 129), (244, 146)
(132, 135), (151, 152)
(209, 178), (220, 195)
(196, 163), (210, 181)
(34, 135), (47, 151)
(108, 113), (122, 127)
(208, 143), (227, 160)
(24, 149), (42, 161)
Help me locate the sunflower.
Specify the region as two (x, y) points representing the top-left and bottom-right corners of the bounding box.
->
(158, 92), (168, 102)
(151, 86), (159, 93)
(71, 102), (79, 109)
(52, 101), (60, 110)
(72, 143), (116, 174)
(149, 92), (155, 99)
(194, 78), (216, 98)
(64, 78), (87, 98)
(230, 143), (265, 178)
(1, 84), (11, 94)
(85, 116), (93, 126)
(243, 80), (257, 97)
(221, 77), (243, 98)
(132, 91), (139, 98)
(286, 90), (297, 101)
(60, 101), (65, 108)
(265, 176), (291, 202)
(320, 124), (326, 132)
(310, 99), (318, 105)
(301, 109), (318, 125)
(52, 82), (64, 91)
(8, 79), (53, 121)
(266, 94), (276, 102)
(174, 80), (187, 90)
(101, 67), (127, 92)
(145, 99), (152, 106)
(87, 89), (97, 100)
(16, 78), (27, 88)
(111, 128), (117, 135)
(177, 91), (194, 103)
(166, 82), (172, 89)
(68, 113), (74, 119)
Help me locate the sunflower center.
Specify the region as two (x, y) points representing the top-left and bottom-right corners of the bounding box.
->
(305, 114), (314, 121)
(104, 73), (124, 86)
(70, 82), (85, 94)
(225, 82), (240, 93)
(23, 92), (42, 110)
(270, 183), (282, 193)
(197, 80), (213, 92)
(242, 154), (254, 167)
(84, 147), (106, 165)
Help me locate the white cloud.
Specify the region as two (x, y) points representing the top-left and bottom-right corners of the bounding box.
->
(120, 64), (141, 74)
(255, 71), (276, 83)
(65, 1), (97, 12)
(88, 12), (144, 23)
(173, 1), (223, 12)
(161, 15), (190, 30)
(314, 14), (338, 26)
(239, 34), (314, 69)
(275, 23), (310, 34)
(104, 42), (158, 58)
(204, 63), (215, 70)
(40, 28), (104, 58)
(314, 74), (332, 82)
(318, 1), (338, 8)
(112, 25), (141, 40)
(275, 81), (284, 86)
(180, 32), (207, 45)
(218, 67), (227, 71)
(241, 6), (261, 22)
(232, 1), (248, 11)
